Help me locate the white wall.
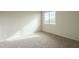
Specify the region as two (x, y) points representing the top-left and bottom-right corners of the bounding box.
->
(0, 11), (41, 40)
(42, 11), (79, 41)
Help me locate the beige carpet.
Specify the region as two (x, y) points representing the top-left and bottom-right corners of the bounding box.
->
(0, 32), (79, 48)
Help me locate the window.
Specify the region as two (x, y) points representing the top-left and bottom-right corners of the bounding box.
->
(44, 11), (56, 24)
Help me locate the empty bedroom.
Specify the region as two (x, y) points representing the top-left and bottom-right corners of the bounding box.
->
(0, 11), (79, 48)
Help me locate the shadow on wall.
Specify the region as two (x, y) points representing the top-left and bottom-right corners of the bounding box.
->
(0, 14), (40, 42)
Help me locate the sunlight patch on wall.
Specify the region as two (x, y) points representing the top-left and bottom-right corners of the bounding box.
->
(2, 18), (40, 41)
(21, 18), (40, 35)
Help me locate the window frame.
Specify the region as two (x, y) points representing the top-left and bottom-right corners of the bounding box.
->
(43, 11), (56, 24)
